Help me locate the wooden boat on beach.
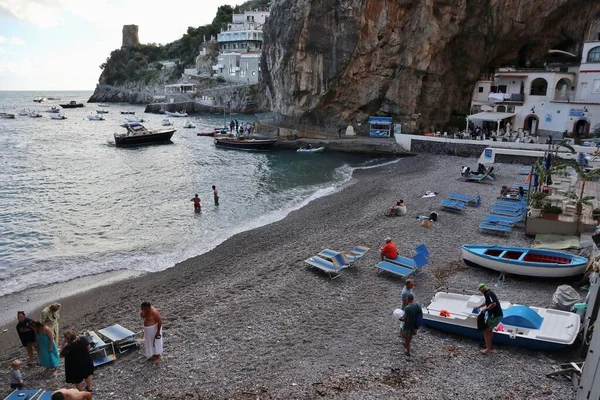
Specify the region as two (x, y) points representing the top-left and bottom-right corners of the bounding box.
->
(214, 135), (277, 151)
(422, 291), (580, 351)
(114, 122), (175, 147)
(60, 101), (84, 109)
(461, 245), (588, 278)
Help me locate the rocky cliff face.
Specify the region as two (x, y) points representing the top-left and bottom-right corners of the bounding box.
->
(261, 0), (600, 130)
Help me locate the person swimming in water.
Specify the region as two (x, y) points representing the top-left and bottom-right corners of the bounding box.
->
(191, 194), (201, 212)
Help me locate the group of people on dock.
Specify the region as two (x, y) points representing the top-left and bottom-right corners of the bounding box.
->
(229, 119), (259, 135)
(12, 302), (164, 399)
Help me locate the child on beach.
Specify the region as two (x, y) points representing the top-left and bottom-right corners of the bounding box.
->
(9, 360), (24, 390)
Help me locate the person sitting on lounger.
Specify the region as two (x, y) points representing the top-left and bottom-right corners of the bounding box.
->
(380, 237), (398, 261)
(461, 166), (471, 177)
(51, 388), (92, 400)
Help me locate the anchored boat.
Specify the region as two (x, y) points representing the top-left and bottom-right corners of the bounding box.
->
(422, 291), (580, 351)
(461, 245), (588, 278)
(114, 122), (175, 147)
(214, 135), (277, 151)
(60, 101), (84, 109)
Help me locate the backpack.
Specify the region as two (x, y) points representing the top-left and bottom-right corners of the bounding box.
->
(429, 212), (438, 222)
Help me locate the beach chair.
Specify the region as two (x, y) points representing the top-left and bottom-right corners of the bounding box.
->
(448, 192), (481, 207)
(492, 202), (526, 211)
(37, 392), (53, 400)
(318, 246), (370, 265)
(376, 252), (428, 278)
(98, 324), (138, 353)
(384, 244), (429, 267)
(479, 222), (512, 234)
(518, 167), (531, 175)
(483, 214), (523, 225)
(349, 246), (370, 258)
(462, 171), (494, 182)
(440, 199), (465, 211)
(304, 255), (348, 279)
(490, 207), (526, 217)
(4, 390), (41, 400)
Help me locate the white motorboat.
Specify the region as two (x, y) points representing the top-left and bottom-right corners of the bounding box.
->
(96, 109), (109, 114)
(164, 110), (188, 117)
(50, 114), (67, 120)
(46, 106), (60, 113)
(422, 291), (580, 351)
(29, 112), (43, 118)
(87, 114), (104, 121)
(162, 118), (173, 126)
(17, 109), (29, 116)
(114, 122), (176, 147)
(124, 116), (144, 123)
(297, 146), (325, 153)
(183, 120), (196, 129)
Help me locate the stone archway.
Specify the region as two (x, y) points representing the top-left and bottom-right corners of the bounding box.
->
(523, 114), (539, 134)
(573, 119), (591, 138)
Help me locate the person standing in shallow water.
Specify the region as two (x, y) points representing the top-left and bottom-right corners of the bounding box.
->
(212, 185), (219, 206)
(191, 194), (201, 213)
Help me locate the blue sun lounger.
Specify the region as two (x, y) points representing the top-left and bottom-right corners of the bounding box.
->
(448, 193), (481, 207)
(491, 207), (526, 217)
(441, 199), (465, 211)
(304, 255), (348, 279)
(483, 214), (523, 226)
(4, 390), (42, 400)
(318, 246), (370, 265)
(376, 252), (428, 278)
(462, 171), (494, 182)
(479, 222), (512, 234)
(38, 392), (53, 400)
(492, 202), (526, 211)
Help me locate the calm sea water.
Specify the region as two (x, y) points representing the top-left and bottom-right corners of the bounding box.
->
(0, 91), (391, 297)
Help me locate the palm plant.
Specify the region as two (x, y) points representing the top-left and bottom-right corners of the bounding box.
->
(551, 138), (575, 159)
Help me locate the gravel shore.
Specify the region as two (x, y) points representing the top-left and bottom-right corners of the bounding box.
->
(0, 154), (581, 399)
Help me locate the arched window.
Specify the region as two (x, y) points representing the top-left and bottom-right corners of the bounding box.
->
(530, 78), (548, 96)
(588, 46), (600, 63)
(497, 106), (506, 112)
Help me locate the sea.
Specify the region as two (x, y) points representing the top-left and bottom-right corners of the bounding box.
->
(0, 90), (394, 299)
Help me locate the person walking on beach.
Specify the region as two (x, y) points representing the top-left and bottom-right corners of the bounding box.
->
(191, 194), (201, 213)
(60, 330), (94, 393)
(16, 311), (37, 366)
(51, 388), (92, 400)
(30, 321), (60, 373)
(212, 185), (219, 206)
(400, 294), (422, 356)
(476, 283), (503, 355)
(380, 237), (398, 261)
(9, 360), (24, 390)
(401, 279), (415, 310)
(41, 303), (61, 346)
(141, 302), (163, 365)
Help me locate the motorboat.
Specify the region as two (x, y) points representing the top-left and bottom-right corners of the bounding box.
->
(297, 146), (325, 153)
(0, 112), (15, 119)
(50, 114), (67, 120)
(161, 118), (173, 126)
(33, 97), (47, 103)
(164, 110), (188, 117)
(96, 109), (109, 114)
(98, 104), (110, 107)
(17, 109), (29, 116)
(29, 112), (43, 118)
(214, 135), (277, 151)
(461, 245), (588, 278)
(87, 114), (104, 121)
(124, 116), (144, 123)
(114, 122), (176, 147)
(120, 111), (135, 115)
(46, 97), (61, 100)
(46, 106), (60, 113)
(183, 120), (196, 129)
(422, 291), (580, 351)
(60, 101), (84, 109)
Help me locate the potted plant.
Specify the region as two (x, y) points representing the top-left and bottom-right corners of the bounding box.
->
(541, 203), (563, 220)
(529, 191), (547, 218)
(570, 163), (600, 233)
(592, 207), (600, 221)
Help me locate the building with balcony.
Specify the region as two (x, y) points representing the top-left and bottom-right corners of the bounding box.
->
(212, 10), (269, 84)
(468, 36), (600, 139)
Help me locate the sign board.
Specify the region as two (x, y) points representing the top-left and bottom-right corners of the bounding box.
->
(394, 123), (402, 136)
(368, 116), (392, 138)
(569, 108), (585, 117)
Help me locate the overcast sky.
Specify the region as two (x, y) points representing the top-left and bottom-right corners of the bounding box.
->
(0, 0), (245, 90)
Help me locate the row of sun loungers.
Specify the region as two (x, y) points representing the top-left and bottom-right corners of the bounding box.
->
(441, 192), (481, 212)
(304, 244), (430, 280)
(479, 194), (527, 234)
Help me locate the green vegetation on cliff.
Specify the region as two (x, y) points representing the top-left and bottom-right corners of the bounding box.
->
(98, 0), (270, 86)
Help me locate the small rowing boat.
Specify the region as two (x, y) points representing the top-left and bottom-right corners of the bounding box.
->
(297, 146), (324, 153)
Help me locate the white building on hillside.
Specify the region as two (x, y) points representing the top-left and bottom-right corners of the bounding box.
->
(212, 9), (269, 84)
(469, 30), (600, 141)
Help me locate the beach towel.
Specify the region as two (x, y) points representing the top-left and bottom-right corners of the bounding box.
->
(143, 324), (163, 357)
(422, 191), (438, 198)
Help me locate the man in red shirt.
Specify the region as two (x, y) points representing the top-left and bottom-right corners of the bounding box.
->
(380, 237), (398, 261)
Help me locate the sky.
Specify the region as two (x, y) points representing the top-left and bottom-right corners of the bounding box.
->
(0, 0), (245, 91)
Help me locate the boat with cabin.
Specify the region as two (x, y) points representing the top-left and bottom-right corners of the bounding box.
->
(214, 135), (277, 151)
(60, 101), (85, 109)
(461, 245), (588, 278)
(0, 112), (15, 119)
(422, 291), (580, 351)
(114, 122), (176, 147)
(46, 106), (60, 113)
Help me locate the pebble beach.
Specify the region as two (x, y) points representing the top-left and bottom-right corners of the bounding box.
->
(0, 154), (582, 399)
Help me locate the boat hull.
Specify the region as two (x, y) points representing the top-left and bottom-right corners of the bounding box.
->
(214, 137), (277, 151)
(60, 103), (84, 108)
(114, 130), (175, 147)
(461, 245), (587, 278)
(164, 111), (187, 117)
(297, 147), (325, 153)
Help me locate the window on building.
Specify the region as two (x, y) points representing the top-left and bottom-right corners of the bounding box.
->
(478, 86), (484, 93)
(593, 80), (600, 94)
(245, 61), (249, 71)
(498, 85), (507, 93)
(497, 106), (506, 112)
(530, 78), (548, 96)
(506, 106), (515, 113)
(588, 46), (600, 63)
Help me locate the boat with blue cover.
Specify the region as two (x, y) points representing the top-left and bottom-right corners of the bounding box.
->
(422, 292), (580, 351)
(461, 244), (588, 278)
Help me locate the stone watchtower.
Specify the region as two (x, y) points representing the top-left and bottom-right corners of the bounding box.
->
(122, 25), (140, 48)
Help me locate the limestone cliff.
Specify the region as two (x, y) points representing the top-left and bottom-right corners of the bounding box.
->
(261, 0), (600, 130)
